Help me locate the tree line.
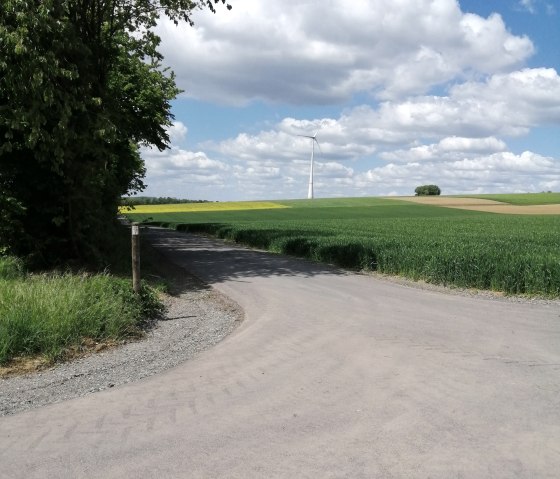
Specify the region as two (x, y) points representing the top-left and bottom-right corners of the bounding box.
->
(122, 197), (212, 206)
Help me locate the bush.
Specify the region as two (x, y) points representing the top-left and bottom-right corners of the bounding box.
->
(415, 185), (441, 196)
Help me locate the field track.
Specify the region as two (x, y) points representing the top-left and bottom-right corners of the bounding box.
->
(1, 227), (559, 478)
(395, 196), (560, 214)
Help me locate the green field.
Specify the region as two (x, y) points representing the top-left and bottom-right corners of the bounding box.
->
(125, 197), (560, 297)
(463, 192), (560, 205)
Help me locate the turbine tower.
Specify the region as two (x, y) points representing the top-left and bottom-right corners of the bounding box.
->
(298, 130), (320, 199)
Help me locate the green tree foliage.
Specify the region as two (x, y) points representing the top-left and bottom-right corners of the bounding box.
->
(0, 0), (230, 265)
(415, 185), (441, 196)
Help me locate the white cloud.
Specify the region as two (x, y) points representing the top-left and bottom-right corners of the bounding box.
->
(518, 0), (536, 13)
(208, 117), (376, 164)
(166, 121), (188, 144)
(208, 67), (560, 164)
(143, 148), (228, 175)
(163, 65), (558, 199)
(437, 136), (507, 152)
(380, 137), (508, 162)
(140, 146), (231, 199)
(157, 0), (534, 104)
(141, 132), (560, 199)
(357, 151), (559, 195)
(350, 68), (560, 140)
(517, 0), (557, 15)
(451, 68), (560, 125)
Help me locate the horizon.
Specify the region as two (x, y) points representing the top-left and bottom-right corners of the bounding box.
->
(126, 190), (560, 203)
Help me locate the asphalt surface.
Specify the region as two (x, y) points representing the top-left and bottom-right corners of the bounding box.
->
(1, 228), (560, 478)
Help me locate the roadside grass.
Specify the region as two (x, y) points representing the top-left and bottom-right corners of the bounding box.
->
(462, 192), (560, 205)
(0, 225), (165, 368)
(124, 198), (560, 297)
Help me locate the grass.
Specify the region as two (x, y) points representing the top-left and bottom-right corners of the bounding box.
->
(463, 192), (560, 205)
(0, 226), (165, 367)
(124, 197), (560, 297)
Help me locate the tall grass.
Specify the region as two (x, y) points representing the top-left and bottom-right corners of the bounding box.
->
(0, 256), (24, 279)
(0, 256), (163, 365)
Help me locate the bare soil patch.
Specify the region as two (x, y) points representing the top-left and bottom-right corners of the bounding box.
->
(393, 196), (560, 215)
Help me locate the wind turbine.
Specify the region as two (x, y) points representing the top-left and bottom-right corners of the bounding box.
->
(298, 130), (320, 199)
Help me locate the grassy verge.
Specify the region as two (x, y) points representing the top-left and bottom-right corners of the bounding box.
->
(0, 226), (165, 368)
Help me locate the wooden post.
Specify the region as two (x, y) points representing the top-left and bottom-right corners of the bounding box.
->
(131, 222), (141, 294)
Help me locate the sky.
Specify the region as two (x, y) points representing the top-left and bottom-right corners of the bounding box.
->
(139, 0), (560, 201)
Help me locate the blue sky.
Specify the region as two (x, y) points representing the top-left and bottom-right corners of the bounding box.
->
(140, 0), (560, 201)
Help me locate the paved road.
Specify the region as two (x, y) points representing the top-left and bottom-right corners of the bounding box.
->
(2, 228), (560, 478)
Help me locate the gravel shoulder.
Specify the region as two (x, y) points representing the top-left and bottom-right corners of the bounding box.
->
(0, 247), (243, 417)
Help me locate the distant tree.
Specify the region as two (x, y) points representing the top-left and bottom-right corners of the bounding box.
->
(121, 197), (211, 206)
(0, 0), (231, 265)
(415, 185), (441, 196)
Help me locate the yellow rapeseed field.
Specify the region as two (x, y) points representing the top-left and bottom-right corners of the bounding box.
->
(120, 201), (289, 214)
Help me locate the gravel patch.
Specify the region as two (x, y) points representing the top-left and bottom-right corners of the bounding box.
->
(0, 258), (243, 417)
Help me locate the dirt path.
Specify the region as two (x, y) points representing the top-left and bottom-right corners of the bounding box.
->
(1, 228), (559, 478)
(394, 196), (560, 214)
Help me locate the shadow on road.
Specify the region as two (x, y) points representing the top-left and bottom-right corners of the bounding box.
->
(143, 227), (345, 284)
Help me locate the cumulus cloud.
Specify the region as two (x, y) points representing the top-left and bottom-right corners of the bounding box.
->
(206, 67), (560, 165)
(357, 151), (559, 196)
(380, 137), (508, 162)
(345, 68), (560, 141)
(139, 145), (231, 198)
(451, 68), (560, 125)
(156, 0), (534, 104)
(143, 147), (227, 176)
(166, 121), (188, 144)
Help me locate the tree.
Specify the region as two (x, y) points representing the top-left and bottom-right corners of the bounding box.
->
(415, 185), (441, 196)
(0, 0), (230, 265)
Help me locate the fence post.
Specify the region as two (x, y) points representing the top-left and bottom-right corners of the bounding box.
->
(131, 222), (141, 294)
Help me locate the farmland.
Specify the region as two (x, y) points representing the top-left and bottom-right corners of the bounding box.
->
(124, 196), (560, 297)
(465, 192), (560, 205)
